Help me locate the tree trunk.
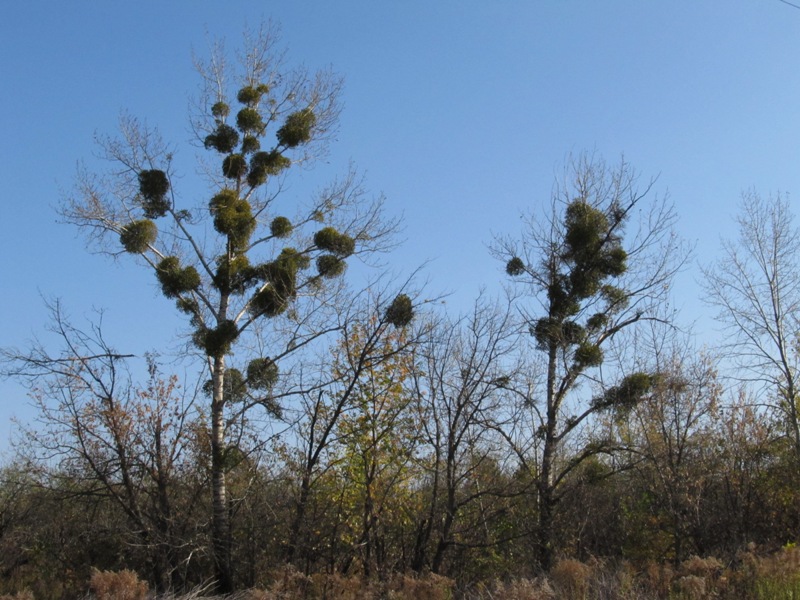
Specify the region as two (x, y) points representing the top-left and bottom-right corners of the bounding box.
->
(211, 355), (233, 592)
(537, 343), (559, 572)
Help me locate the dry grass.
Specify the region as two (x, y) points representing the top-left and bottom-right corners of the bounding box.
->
(551, 558), (591, 599)
(9, 549), (800, 600)
(89, 569), (149, 600)
(0, 591), (34, 600)
(245, 567), (454, 600)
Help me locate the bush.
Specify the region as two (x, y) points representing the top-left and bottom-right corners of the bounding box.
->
(551, 559), (591, 599)
(89, 569), (148, 600)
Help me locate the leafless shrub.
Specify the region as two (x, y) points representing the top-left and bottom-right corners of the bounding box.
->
(387, 573), (454, 600)
(0, 591), (34, 600)
(551, 559), (592, 599)
(673, 575), (706, 600)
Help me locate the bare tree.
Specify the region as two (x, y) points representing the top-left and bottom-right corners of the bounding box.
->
(702, 191), (800, 458)
(410, 294), (523, 574)
(1, 301), (203, 590)
(620, 325), (722, 565)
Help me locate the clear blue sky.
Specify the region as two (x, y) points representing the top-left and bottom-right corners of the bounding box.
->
(2, 1), (800, 453)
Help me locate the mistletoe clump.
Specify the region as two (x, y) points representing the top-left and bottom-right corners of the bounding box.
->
(193, 320), (239, 358)
(277, 108), (316, 148)
(236, 107), (265, 135)
(313, 227), (355, 257)
(574, 342), (603, 368)
(316, 254), (346, 278)
(385, 294), (414, 328)
(120, 219), (156, 254)
(204, 123), (239, 154)
(202, 368), (247, 403)
(156, 256), (201, 298)
(250, 285), (289, 318)
(209, 189), (256, 250)
(270, 216), (293, 238)
(246, 357), (279, 390)
(247, 150), (291, 187)
(138, 169), (170, 218)
(222, 154), (248, 180)
(593, 372), (655, 412)
(506, 256), (525, 276)
(214, 255), (257, 295)
(564, 200), (628, 299)
(260, 248), (310, 295)
(237, 84), (269, 105)
(241, 135), (260, 154)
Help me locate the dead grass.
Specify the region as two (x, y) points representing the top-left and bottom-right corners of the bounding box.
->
(89, 569), (149, 600)
(9, 548), (800, 600)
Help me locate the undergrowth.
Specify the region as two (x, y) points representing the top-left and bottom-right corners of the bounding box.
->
(9, 546), (800, 600)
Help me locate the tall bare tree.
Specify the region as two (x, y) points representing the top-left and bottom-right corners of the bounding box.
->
(702, 191), (800, 459)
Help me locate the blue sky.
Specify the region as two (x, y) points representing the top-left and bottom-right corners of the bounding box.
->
(2, 1), (800, 453)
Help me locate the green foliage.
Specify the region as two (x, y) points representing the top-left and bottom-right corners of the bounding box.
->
(313, 227), (355, 257)
(248, 150), (291, 187)
(601, 284), (628, 308)
(241, 134), (260, 154)
(211, 101), (230, 119)
(236, 107), (265, 134)
(597, 372), (654, 410)
(586, 312), (608, 331)
(236, 85), (262, 105)
(156, 256), (201, 298)
(209, 189), (256, 249)
(250, 285), (289, 317)
(203, 367), (247, 403)
(561, 320), (585, 344)
(193, 319), (239, 358)
(255, 248), (310, 301)
(574, 342), (603, 367)
(563, 200), (628, 303)
(204, 123), (239, 153)
(222, 153), (248, 179)
(247, 357), (279, 390)
(214, 255), (256, 295)
(532, 317), (557, 348)
(385, 294), (413, 327)
(277, 108), (316, 147)
(564, 201), (611, 261)
(270, 216), (293, 238)
(602, 246), (628, 277)
(316, 254), (346, 278)
(506, 256), (526, 276)
(138, 169), (170, 218)
(119, 219), (156, 254)
(176, 296), (200, 318)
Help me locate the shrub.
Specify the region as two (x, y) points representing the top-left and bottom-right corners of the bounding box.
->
(88, 569), (148, 600)
(551, 558), (591, 599)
